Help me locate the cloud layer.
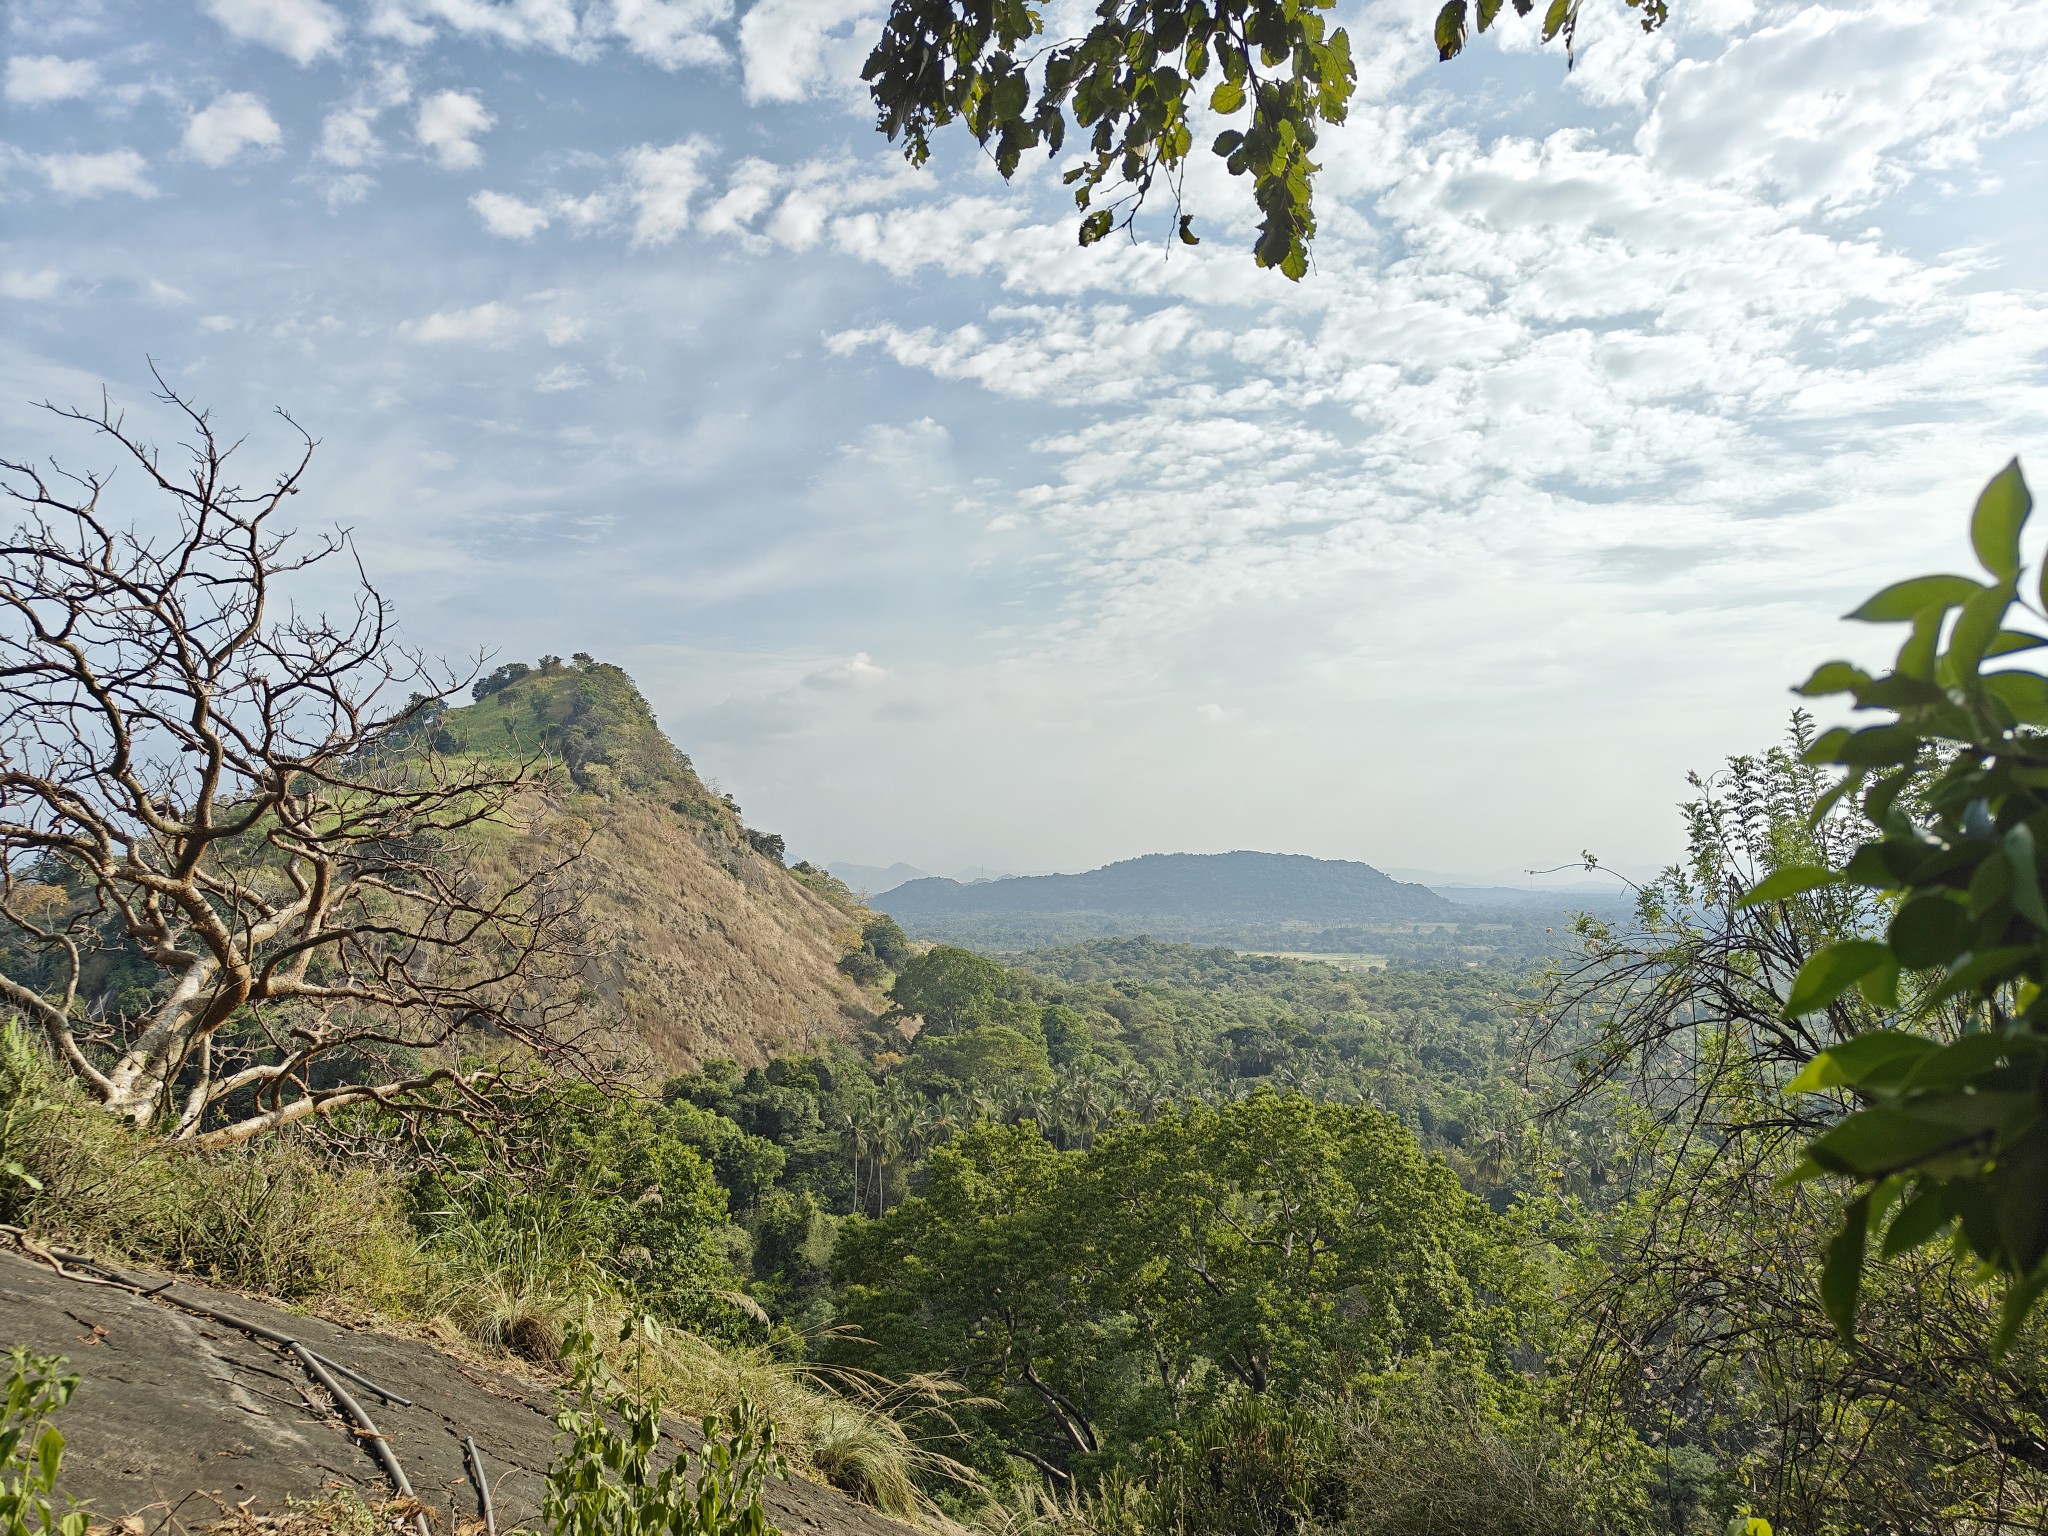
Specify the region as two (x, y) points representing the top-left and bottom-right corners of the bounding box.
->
(3, 0), (2047, 876)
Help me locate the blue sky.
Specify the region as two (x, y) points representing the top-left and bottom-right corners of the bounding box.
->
(5, 0), (2048, 882)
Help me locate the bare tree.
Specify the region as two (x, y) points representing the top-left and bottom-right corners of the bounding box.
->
(0, 374), (588, 1149)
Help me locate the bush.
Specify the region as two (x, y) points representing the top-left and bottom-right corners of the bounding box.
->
(543, 1320), (784, 1536)
(1322, 1362), (1651, 1536)
(838, 951), (888, 988)
(409, 1086), (736, 1334)
(1145, 1394), (1340, 1536)
(0, 1348), (84, 1536)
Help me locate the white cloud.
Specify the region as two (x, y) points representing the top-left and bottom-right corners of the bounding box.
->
(472, 188), (550, 237)
(698, 156), (781, 239)
(399, 301), (511, 341)
(624, 138), (712, 244)
(371, 0), (583, 53)
(5, 55), (100, 105)
(554, 190), (618, 231)
(535, 362), (588, 391)
(183, 92), (283, 167)
(1638, 2), (2048, 211)
(318, 107), (380, 167)
(804, 652), (888, 689)
(315, 62), (411, 172)
(200, 0), (345, 64)
(737, 0), (876, 102)
(39, 149), (155, 198)
(415, 89), (493, 170)
(608, 0), (732, 68)
(0, 269), (67, 300)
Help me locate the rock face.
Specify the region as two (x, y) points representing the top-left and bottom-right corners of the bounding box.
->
(0, 1249), (915, 1536)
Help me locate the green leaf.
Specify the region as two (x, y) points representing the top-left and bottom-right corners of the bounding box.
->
(2005, 823), (2048, 930)
(1806, 1105), (1987, 1178)
(1880, 1185), (1953, 1257)
(1897, 605), (1945, 680)
(1853, 673), (1949, 710)
(1994, 1121), (2048, 1273)
(1973, 457), (2032, 581)
(1782, 940), (1890, 1019)
(1476, 0), (1503, 28)
(1846, 574), (1984, 623)
(1786, 1030), (1939, 1093)
(1210, 79), (1245, 113)
(1983, 670), (2048, 723)
(1434, 0), (1467, 59)
(1995, 1265), (2048, 1356)
(1888, 894), (1970, 969)
(1931, 945), (2035, 1002)
(1821, 1190), (1871, 1342)
(1810, 724), (1919, 768)
(1857, 955), (1901, 1009)
(1986, 629), (2048, 657)
(1736, 864), (1840, 908)
(1794, 660), (1870, 697)
(1177, 214), (1200, 246)
(1540, 0), (1571, 40)
(1946, 578), (2016, 678)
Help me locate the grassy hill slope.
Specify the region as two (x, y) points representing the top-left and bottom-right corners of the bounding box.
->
(429, 657), (883, 1071)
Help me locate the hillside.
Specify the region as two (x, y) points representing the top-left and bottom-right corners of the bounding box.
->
(871, 849), (1459, 949)
(425, 657), (884, 1072)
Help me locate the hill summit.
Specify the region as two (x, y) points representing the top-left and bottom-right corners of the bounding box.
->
(421, 656), (886, 1070)
(872, 850), (1454, 949)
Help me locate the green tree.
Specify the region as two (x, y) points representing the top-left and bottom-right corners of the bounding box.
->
(1086, 1091), (1512, 1398)
(834, 1123), (1109, 1475)
(413, 1087), (736, 1329)
(1041, 1003), (1095, 1066)
(862, 915), (914, 971)
(1541, 720), (2048, 1529)
(907, 1025), (1055, 1099)
(834, 1093), (1515, 1483)
(1754, 461), (2048, 1346)
(889, 945), (1036, 1035)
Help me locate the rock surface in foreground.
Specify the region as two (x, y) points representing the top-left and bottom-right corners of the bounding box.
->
(0, 1251), (911, 1536)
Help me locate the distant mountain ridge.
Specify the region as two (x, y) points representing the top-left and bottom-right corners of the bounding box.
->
(875, 851), (1455, 925)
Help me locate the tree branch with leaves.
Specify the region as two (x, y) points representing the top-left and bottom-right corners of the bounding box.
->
(862, 0), (1669, 275)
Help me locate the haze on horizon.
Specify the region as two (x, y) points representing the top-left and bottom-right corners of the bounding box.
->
(5, 0), (2047, 882)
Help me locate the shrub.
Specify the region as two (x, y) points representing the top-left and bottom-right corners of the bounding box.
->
(0, 1348), (85, 1536)
(1322, 1361), (1652, 1536)
(543, 1320), (784, 1536)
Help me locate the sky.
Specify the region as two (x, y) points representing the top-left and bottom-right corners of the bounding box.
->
(4, 0), (2048, 883)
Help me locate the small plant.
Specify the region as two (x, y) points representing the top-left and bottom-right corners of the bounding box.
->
(543, 1319), (786, 1536)
(0, 1348), (86, 1536)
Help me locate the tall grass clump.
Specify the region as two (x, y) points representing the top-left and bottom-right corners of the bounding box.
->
(0, 1024), (412, 1307)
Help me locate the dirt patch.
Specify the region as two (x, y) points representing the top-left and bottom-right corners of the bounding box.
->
(0, 1250), (915, 1536)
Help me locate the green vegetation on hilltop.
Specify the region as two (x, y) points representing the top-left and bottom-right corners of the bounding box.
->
(429, 655), (713, 803)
